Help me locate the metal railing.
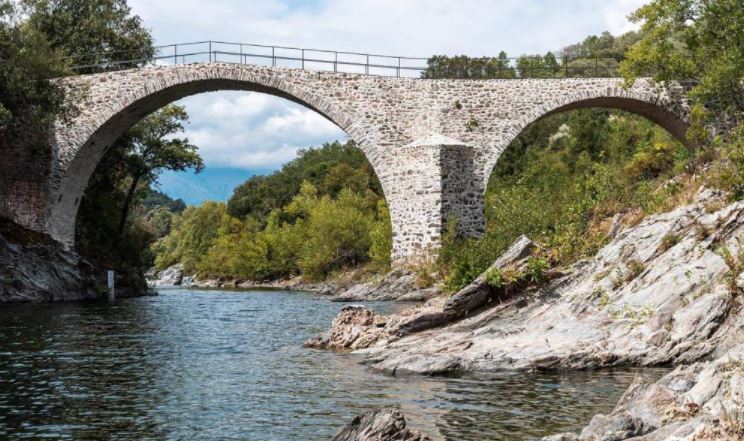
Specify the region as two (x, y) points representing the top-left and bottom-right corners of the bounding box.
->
(67, 40), (624, 78)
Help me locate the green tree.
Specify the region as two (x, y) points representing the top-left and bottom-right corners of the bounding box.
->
(153, 202), (226, 273)
(227, 141), (382, 221)
(115, 105), (204, 237)
(24, 0), (154, 73)
(0, 1), (71, 143)
(620, 0), (744, 116)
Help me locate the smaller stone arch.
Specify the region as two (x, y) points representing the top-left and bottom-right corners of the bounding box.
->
(481, 83), (691, 182)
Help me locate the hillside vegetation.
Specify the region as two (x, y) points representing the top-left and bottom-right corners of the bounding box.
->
(152, 141), (391, 281)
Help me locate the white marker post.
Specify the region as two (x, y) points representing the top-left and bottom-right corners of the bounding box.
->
(107, 270), (115, 303)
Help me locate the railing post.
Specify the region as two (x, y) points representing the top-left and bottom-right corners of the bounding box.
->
(595, 56), (598, 77)
(397, 57), (401, 77)
(302, 49), (305, 69)
(334, 51), (338, 72)
(365, 54), (369, 75)
(564, 55), (568, 77)
(174, 44), (178, 65)
(209, 41), (212, 62)
(240, 43), (243, 64)
(272, 46), (276, 67)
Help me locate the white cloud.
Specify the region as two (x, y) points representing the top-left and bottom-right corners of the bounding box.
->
(174, 91), (345, 169)
(602, 0), (647, 35)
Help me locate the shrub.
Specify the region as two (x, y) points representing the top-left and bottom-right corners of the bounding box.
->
(483, 267), (503, 288)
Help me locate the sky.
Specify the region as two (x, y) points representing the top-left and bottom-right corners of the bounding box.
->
(127, 0), (646, 204)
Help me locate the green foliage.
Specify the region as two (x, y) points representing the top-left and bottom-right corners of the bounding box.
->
(142, 189), (186, 214)
(153, 202), (226, 273)
(712, 122), (744, 199)
(114, 104), (203, 235)
(525, 255), (550, 285)
(75, 142), (187, 289)
(154, 144), (391, 281)
(227, 141), (382, 221)
(440, 109), (689, 290)
(422, 52), (516, 79)
(421, 31), (641, 80)
(368, 199), (393, 270)
(620, 0), (744, 117)
(24, 0), (154, 73)
(0, 1), (72, 143)
(483, 267), (503, 288)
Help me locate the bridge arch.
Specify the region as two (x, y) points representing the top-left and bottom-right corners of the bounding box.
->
(481, 86), (691, 182)
(47, 64), (380, 247)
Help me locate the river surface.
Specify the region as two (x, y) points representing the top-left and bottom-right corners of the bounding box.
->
(0, 289), (665, 440)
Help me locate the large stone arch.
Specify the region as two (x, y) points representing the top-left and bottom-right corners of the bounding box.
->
(47, 64), (385, 248)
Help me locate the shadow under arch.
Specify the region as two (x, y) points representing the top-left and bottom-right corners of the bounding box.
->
(48, 67), (380, 247)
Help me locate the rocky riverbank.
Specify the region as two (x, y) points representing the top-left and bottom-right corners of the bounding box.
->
(0, 217), (103, 302)
(147, 265), (441, 301)
(313, 188), (744, 439)
(543, 342), (744, 440)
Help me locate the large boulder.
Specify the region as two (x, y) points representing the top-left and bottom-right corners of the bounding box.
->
(332, 408), (432, 441)
(306, 236), (542, 350)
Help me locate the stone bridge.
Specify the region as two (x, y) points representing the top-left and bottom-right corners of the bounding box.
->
(2, 63), (691, 262)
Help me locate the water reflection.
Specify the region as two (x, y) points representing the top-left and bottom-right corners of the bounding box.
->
(0, 289), (665, 440)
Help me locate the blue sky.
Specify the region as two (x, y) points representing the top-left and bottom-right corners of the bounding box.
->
(128, 0), (646, 204)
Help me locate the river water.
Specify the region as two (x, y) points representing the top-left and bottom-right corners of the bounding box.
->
(0, 289), (663, 440)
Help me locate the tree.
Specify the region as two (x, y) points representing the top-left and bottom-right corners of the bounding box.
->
(227, 141), (382, 221)
(116, 105), (204, 237)
(620, 0), (744, 117)
(24, 0), (154, 73)
(0, 1), (71, 143)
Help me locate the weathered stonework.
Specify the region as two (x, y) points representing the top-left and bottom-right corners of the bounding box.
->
(2, 62), (692, 262)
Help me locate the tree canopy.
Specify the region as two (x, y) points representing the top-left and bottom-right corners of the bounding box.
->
(24, 0), (154, 73)
(0, 1), (71, 143)
(227, 141), (383, 221)
(620, 0), (744, 116)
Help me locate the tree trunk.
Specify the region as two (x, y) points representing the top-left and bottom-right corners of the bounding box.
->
(118, 173), (142, 238)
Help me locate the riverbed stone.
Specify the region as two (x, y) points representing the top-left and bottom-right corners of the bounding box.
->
(331, 408), (432, 441)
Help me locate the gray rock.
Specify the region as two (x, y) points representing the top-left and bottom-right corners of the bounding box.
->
(312, 191), (744, 378)
(552, 343), (744, 440)
(147, 264), (183, 288)
(334, 270), (441, 302)
(0, 233), (100, 302)
(331, 408), (432, 441)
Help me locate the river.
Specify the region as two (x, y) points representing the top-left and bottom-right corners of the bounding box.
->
(0, 288), (665, 440)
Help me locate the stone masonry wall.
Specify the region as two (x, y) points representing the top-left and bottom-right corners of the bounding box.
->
(4, 62), (691, 262)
